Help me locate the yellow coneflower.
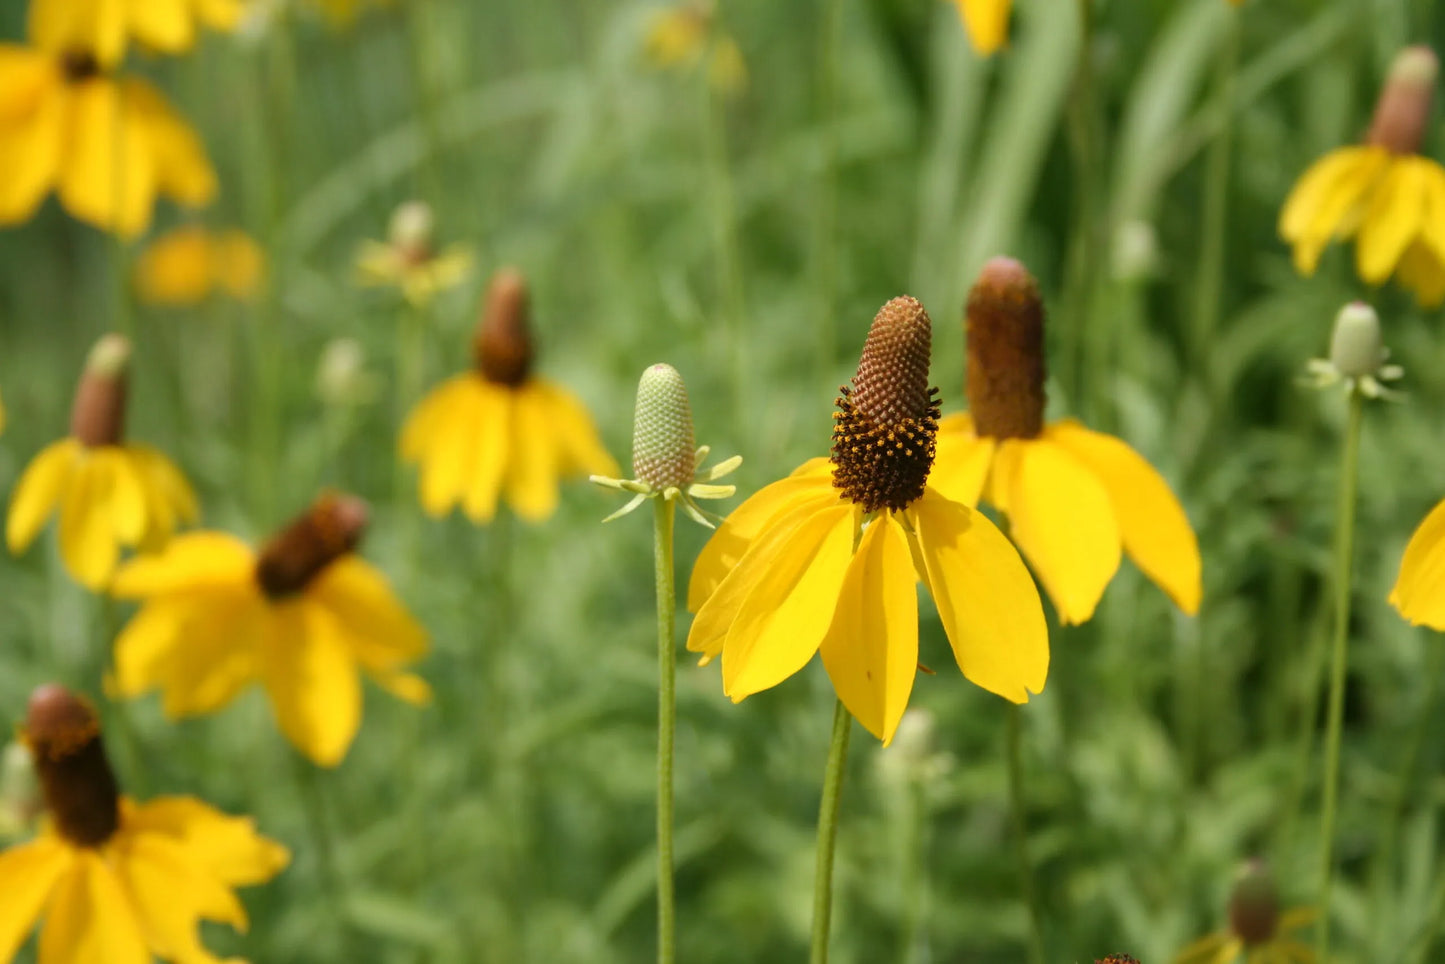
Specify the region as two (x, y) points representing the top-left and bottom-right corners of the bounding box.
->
(111, 492), (430, 768)
(28, 0), (242, 68)
(643, 1), (746, 95)
(1175, 861), (1316, 964)
(0, 42), (216, 237)
(929, 257), (1201, 626)
(1280, 46), (1445, 306)
(687, 296), (1048, 745)
(950, 0), (1012, 56)
(6, 335), (198, 590)
(356, 200), (472, 308)
(1390, 486), (1445, 627)
(401, 268), (619, 524)
(134, 225), (264, 306)
(0, 684), (288, 962)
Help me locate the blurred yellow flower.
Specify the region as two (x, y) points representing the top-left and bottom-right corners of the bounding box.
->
(930, 258), (1201, 625)
(6, 336), (198, 590)
(0, 44), (216, 237)
(950, 0), (1011, 56)
(134, 225), (264, 306)
(1389, 493), (1445, 627)
(687, 297), (1048, 745)
(112, 493), (431, 768)
(3, 684), (288, 963)
(356, 200), (472, 308)
(29, 0), (242, 68)
(644, 1), (746, 95)
(312, 0), (397, 28)
(402, 269), (618, 524)
(1174, 862), (1315, 964)
(1280, 46), (1445, 306)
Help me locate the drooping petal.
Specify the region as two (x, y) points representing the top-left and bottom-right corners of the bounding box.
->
(461, 380), (511, 524)
(309, 556), (428, 672)
(258, 600), (363, 767)
(37, 851), (150, 964)
(688, 472), (839, 611)
(58, 453), (121, 589)
(1395, 239), (1445, 308)
(928, 413), (997, 508)
(818, 515), (918, 744)
(953, 0), (1012, 55)
(58, 78), (156, 237)
(127, 0), (195, 55)
(0, 836), (72, 961)
(193, 0), (244, 31)
(991, 438), (1121, 625)
(535, 378), (618, 478)
(412, 378), (480, 517)
(7, 438), (79, 553)
(126, 78), (215, 210)
(1280, 148), (1373, 240)
(113, 832), (244, 960)
(911, 488), (1048, 702)
(1046, 420), (1201, 615)
(126, 443), (199, 549)
(721, 504), (855, 700)
(111, 531), (254, 597)
(124, 796), (290, 887)
(152, 590), (263, 718)
(1357, 158), (1428, 284)
(1390, 497), (1445, 628)
(504, 382), (561, 522)
(30, 0), (127, 67)
(91, 446), (148, 545)
(1172, 932), (1234, 964)
(0, 66), (63, 225)
(134, 225), (214, 305)
(1280, 147), (1390, 276)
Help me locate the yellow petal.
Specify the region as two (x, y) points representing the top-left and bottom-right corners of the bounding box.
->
(911, 488), (1048, 702)
(193, 0), (244, 31)
(688, 472), (838, 612)
(128, 0), (194, 54)
(505, 383), (561, 522)
(929, 412), (997, 508)
(721, 504), (855, 700)
(259, 601), (363, 767)
(1280, 148), (1371, 240)
(818, 514), (918, 745)
(38, 851), (150, 964)
(461, 380), (511, 524)
(1280, 146), (1389, 276)
(113, 595), (192, 696)
(59, 454), (121, 589)
(31, 0), (127, 67)
(132, 80), (216, 210)
(111, 531), (254, 597)
(1173, 932), (1232, 964)
(0, 45), (56, 121)
(0, 836), (72, 960)
(992, 438), (1121, 625)
(91, 446), (148, 545)
(126, 443), (199, 549)
(371, 671), (432, 706)
(1417, 162), (1445, 262)
(411, 377), (481, 517)
(1393, 240), (1445, 308)
(7, 438), (78, 553)
(113, 832), (245, 959)
(399, 374), (463, 461)
(214, 230), (263, 300)
(0, 70), (63, 225)
(1390, 496), (1445, 628)
(954, 0), (1012, 55)
(1356, 158), (1427, 284)
(157, 591), (262, 718)
(134, 225), (214, 305)
(309, 556), (428, 671)
(1046, 420), (1201, 615)
(58, 78), (156, 237)
(535, 379), (618, 478)
(125, 796), (289, 887)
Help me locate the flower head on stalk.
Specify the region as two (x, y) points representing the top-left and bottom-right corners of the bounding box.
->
(687, 296), (1048, 745)
(356, 200), (473, 308)
(591, 363), (740, 527)
(1303, 301), (1402, 399)
(929, 257), (1202, 625)
(950, 0), (1012, 56)
(111, 492), (431, 767)
(28, 0), (242, 68)
(6, 335), (199, 590)
(1280, 46), (1445, 306)
(134, 225), (264, 306)
(1174, 861), (1317, 964)
(0, 684), (289, 962)
(643, 0), (746, 95)
(400, 268), (619, 524)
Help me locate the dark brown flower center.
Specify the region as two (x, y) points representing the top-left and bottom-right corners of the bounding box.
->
(70, 334), (130, 448)
(255, 494), (368, 599)
(60, 49), (101, 83)
(473, 268), (533, 387)
(1227, 861), (1281, 947)
(25, 685), (120, 848)
(965, 256), (1046, 440)
(830, 296), (940, 513)
(1367, 46), (1438, 155)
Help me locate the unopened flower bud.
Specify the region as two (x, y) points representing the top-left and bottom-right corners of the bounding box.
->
(1368, 46), (1438, 155)
(316, 338), (378, 407)
(0, 740), (40, 830)
(256, 493), (368, 598)
(70, 334), (130, 448)
(632, 364), (697, 491)
(389, 200), (435, 262)
(965, 257), (1046, 440)
(1227, 859), (1281, 947)
(474, 268), (534, 387)
(24, 684), (120, 847)
(1329, 302), (1385, 378)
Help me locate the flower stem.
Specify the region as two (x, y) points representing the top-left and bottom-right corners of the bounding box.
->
(810, 699), (853, 964)
(653, 497), (677, 964)
(1064, 0), (1102, 420)
(1189, 7), (1239, 382)
(1317, 387), (1364, 961)
(291, 753), (354, 951)
(1006, 703), (1046, 964)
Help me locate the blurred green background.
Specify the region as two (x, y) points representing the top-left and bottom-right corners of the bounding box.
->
(5, 0), (1445, 960)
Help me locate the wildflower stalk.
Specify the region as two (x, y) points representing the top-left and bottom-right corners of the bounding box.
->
(1064, 0), (1101, 418)
(654, 497), (677, 964)
(1189, 6), (1240, 377)
(1006, 704), (1046, 964)
(810, 699), (853, 964)
(1316, 386), (1364, 960)
(291, 753), (356, 951)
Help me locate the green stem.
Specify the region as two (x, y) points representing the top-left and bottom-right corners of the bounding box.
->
(1064, 0), (1101, 419)
(291, 754), (353, 948)
(654, 498), (677, 964)
(1190, 8), (1239, 392)
(1316, 388), (1364, 961)
(1007, 704), (1046, 964)
(810, 700), (853, 964)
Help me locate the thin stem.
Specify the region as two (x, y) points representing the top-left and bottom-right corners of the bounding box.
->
(654, 498), (677, 964)
(291, 754), (354, 950)
(810, 699), (853, 964)
(1064, 0), (1101, 419)
(1190, 8), (1240, 387)
(1006, 703), (1046, 964)
(1316, 388), (1365, 961)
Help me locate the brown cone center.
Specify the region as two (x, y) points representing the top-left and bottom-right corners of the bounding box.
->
(474, 268), (534, 387)
(26, 685), (120, 848)
(255, 494), (368, 599)
(965, 257), (1046, 440)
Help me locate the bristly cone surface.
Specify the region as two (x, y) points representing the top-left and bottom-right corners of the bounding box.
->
(474, 267), (534, 386)
(830, 295), (940, 513)
(632, 363), (697, 491)
(255, 494), (368, 599)
(25, 684), (120, 847)
(966, 256), (1046, 440)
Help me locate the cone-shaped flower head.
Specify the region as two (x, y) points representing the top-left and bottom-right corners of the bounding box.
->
(1227, 860), (1281, 947)
(830, 296), (941, 513)
(593, 364), (739, 526)
(930, 256), (1202, 624)
(474, 267), (534, 386)
(256, 492), (368, 598)
(1172, 859), (1316, 964)
(25, 685), (119, 847)
(355, 199), (472, 306)
(70, 334), (131, 448)
(1368, 46), (1437, 156)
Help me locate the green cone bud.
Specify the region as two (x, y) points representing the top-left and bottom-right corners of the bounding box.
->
(1329, 302), (1385, 378)
(632, 364), (697, 491)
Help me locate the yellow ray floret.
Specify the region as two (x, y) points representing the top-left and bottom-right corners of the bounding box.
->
(951, 0), (1012, 56)
(135, 225), (264, 306)
(29, 0), (243, 68)
(1390, 496), (1445, 628)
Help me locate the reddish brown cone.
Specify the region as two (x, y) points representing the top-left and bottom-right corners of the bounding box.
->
(1228, 860), (1281, 947)
(255, 493), (368, 598)
(1367, 46), (1438, 155)
(24, 684), (120, 847)
(474, 268), (534, 386)
(965, 257), (1046, 440)
(70, 334), (131, 448)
